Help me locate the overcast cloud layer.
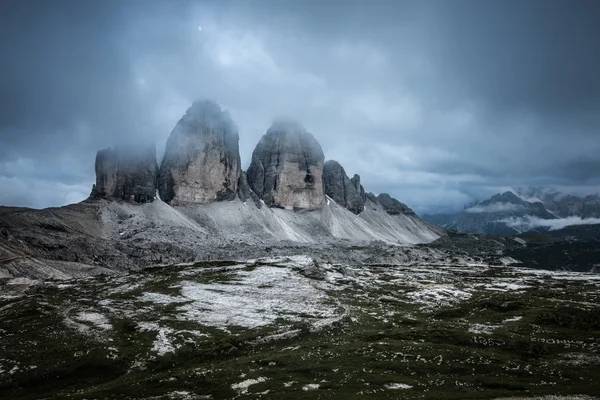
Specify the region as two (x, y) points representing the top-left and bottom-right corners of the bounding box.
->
(1, 0), (599, 213)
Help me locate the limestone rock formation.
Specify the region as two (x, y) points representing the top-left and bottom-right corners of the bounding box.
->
(237, 171), (261, 208)
(350, 174), (367, 202)
(158, 100), (241, 205)
(376, 193), (416, 216)
(323, 160), (365, 214)
(247, 121), (325, 210)
(90, 144), (158, 203)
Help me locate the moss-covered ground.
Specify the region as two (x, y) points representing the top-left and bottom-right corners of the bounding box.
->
(0, 258), (598, 399)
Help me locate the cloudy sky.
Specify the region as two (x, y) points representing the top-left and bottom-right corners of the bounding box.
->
(1, 0), (599, 213)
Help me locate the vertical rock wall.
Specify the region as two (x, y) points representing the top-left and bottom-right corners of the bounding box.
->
(247, 121), (325, 210)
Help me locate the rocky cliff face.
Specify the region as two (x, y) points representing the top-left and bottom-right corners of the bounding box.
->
(158, 100), (241, 205)
(247, 121), (325, 210)
(375, 193), (416, 216)
(88, 100), (425, 221)
(90, 144), (158, 203)
(323, 160), (364, 214)
(350, 174), (367, 202)
(236, 171), (262, 207)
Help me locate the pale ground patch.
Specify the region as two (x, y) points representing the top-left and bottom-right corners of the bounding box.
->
(406, 285), (472, 308)
(231, 377), (268, 394)
(385, 382), (413, 389)
(469, 323), (499, 335)
(138, 292), (187, 304)
(137, 322), (177, 356)
(302, 383), (320, 391)
(74, 312), (112, 330)
(503, 316), (523, 323)
(177, 266), (341, 328)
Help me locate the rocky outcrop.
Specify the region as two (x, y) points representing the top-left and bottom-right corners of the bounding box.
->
(376, 193), (416, 216)
(350, 174), (367, 202)
(158, 100), (241, 205)
(247, 121), (325, 210)
(90, 144), (158, 203)
(87, 100), (423, 222)
(236, 171), (261, 208)
(322, 160), (364, 214)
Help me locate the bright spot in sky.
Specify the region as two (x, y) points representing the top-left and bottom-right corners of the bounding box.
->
(198, 25), (202, 32)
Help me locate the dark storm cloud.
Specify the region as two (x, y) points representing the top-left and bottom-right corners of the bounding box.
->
(0, 0), (599, 212)
(431, 0), (600, 116)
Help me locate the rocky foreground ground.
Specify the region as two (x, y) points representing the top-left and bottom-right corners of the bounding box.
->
(1, 256), (599, 399)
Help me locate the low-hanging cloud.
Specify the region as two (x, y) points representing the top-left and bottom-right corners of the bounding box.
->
(500, 215), (600, 232)
(465, 202), (524, 214)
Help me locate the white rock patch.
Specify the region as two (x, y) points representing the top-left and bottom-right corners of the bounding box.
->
(503, 316), (523, 323)
(406, 285), (472, 308)
(178, 266), (339, 328)
(138, 322), (177, 356)
(75, 312), (112, 330)
(385, 383), (412, 390)
(302, 383), (320, 391)
(231, 377), (268, 394)
(469, 323), (498, 335)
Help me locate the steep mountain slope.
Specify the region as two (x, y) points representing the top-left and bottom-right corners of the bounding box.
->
(0, 196), (442, 279)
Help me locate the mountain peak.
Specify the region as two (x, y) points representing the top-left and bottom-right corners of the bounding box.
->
(269, 119), (305, 133)
(247, 123), (325, 210)
(158, 101), (242, 204)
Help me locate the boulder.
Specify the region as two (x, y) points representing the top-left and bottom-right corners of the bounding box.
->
(158, 100), (241, 205)
(247, 121), (325, 210)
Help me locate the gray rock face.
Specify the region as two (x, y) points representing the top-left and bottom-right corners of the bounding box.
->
(350, 174), (367, 202)
(90, 144), (158, 203)
(237, 171), (262, 208)
(158, 100), (241, 205)
(376, 193), (416, 216)
(247, 121), (325, 210)
(323, 160), (365, 214)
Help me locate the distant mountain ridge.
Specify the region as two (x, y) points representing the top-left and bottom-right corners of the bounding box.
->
(423, 188), (600, 235)
(515, 187), (600, 219)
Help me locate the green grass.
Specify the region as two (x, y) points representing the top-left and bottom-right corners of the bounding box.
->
(0, 263), (599, 399)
